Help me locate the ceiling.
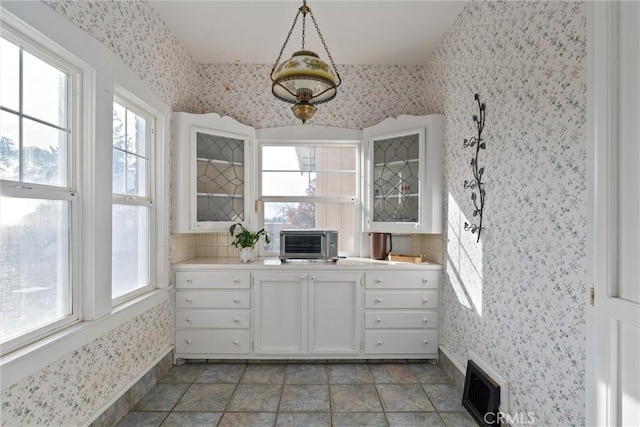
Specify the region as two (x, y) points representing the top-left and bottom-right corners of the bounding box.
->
(149, 1), (468, 66)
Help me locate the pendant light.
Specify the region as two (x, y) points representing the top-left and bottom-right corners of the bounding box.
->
(270, 0), (341, 124)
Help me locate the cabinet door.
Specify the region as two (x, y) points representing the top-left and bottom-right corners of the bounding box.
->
(172, 112), (256, 232)
(254, 272), (307, 355)
(308, 272), (361, 355)
(363, 115), (444, 233)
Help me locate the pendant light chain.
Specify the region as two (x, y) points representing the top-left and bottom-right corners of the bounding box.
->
(308, 10), (341, 82)
(270, 8), (302, 77)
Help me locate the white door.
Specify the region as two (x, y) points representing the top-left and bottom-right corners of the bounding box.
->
(254, 272), (307, 355)
(308, 272), (362, 355)
(586, 2), (640, 425)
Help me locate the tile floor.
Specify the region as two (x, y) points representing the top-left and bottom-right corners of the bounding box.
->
(117, 362), (477, 427)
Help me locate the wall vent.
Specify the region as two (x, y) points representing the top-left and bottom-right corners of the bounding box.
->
(462, 359), (501, 426)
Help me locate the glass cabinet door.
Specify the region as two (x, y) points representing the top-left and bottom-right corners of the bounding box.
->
(373, 133), (420, 223)
(196, 132), (245, 222)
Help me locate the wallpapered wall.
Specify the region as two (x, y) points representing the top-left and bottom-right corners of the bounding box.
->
(43, 0), (199, 112)
(424, 1), (587, 425)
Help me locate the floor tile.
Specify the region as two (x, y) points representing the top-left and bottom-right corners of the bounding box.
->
(173, 384), (235, 412)
(227, 384), (282, 412)
(134, 384), (190, 411)
(377, 384), (435, 412)
(241, 364), (286, 384)
(218, 412), (277, 427)
(279, 384), (330, 412)
(332, 412), (388, 427)
(387, 412), (445, 427)
(422, 384), (466, 412)
(439, 411), (478, 427)
(116, 411), (167, 427)
(370, 363), (418, 384)
(196, 364), (246, 384)
(275, 412), (331, 427)
(159, 364), (206, 384)
(328, 364), (374, 384)
(160, 411), (222, 427)
(330, 384), (383, 412)
(409, 363), (452, 384)
(285, 364), (328, 384)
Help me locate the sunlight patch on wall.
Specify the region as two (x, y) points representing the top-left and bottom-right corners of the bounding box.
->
(446, 193), (483, 316)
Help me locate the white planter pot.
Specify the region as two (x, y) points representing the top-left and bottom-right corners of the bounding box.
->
(239, 247), (254, 263)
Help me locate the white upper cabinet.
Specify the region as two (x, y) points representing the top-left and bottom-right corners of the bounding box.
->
(363, 115), (444, 233)
(172, 113), (256, 233)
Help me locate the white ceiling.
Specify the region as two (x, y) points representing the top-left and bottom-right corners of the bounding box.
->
(149, 1), (468, 65)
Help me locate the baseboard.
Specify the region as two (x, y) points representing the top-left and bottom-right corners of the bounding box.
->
(81, 346), (173, 427)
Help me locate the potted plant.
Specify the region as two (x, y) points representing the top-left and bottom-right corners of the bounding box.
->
(229, 223), (271, 263)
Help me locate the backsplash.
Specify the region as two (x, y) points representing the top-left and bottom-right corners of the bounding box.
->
(424, 1), (587, 424)
(171, 233), (442, 265)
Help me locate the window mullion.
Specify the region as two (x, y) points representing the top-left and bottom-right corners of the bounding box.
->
(18, 45), (23, 182)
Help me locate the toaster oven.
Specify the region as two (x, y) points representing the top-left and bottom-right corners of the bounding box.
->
(279, 230), (339, 262)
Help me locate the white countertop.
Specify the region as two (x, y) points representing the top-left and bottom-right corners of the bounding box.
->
(172, 257), (442, 270)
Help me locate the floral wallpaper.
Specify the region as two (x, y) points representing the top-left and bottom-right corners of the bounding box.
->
(196, 64), (427, 129)
(424, 1), (587, 425)
(43, 0), (198, 112)
(1, 300), (171, 426)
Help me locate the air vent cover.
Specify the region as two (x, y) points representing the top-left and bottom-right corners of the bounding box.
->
(462, 359), (501, 426)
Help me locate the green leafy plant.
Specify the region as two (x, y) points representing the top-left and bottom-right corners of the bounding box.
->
(229, 223), (270, 249)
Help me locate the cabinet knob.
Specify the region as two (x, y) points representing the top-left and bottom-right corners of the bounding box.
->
(232, 340), (239, 346)
(377, 341), (383, 346)
(300, 275), (305, 281)
(376, 318), (382, 324)
(423, 340), (429, 345)
(423, 319), (428, 324)
(186, 317), (192, 323)
(185, 339), (192, 344)
(233, 298), (239, 303)
(233, 318), (240, 323)
(186, 297), (192, 303)
(233, 278), (240, 284)
(422, 298), (429, 304)
(186, 278), (192, 284)
(422, 278), (428, 284)
(376, 298), (382, 303)
(310, 276), (315, 281)
(375, 278), (382, 284)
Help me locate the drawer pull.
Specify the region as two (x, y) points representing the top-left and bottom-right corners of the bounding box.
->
(375, 278), (382, 284)
(185, 297), (192, 303)
(377, 341), (383, 346)
(186, 317), (192, 323)
(185, 339), (192, 344)
(375, 298), (382, 303)
(233, 318), (240, 323)
(376, 318), (382, 324)
(422, 278), (429, 284)
(232, 340), (239, 346)
(422, 298), (429, 303)
(423, 319), (428, 324)
(186, 278), (192, 284)
(233, 298), (239, 304)
(423, 340), (429, 345)
(233, 278), (240, 284)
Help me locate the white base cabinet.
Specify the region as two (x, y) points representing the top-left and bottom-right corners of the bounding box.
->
(173, 267), (440, 360)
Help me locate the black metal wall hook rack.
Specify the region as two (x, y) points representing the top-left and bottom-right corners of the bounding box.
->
(463, 93), (486, 242)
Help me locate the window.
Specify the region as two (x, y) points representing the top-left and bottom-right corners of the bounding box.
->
(0, 30), (79, 351)
(260, 143), (359, 255)
(112, 96), (154, 303)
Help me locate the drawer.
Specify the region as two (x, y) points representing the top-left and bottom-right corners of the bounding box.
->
(175, 271), (250, 289)
(365, 330), (438, 355)
(175, 310), (250, 328)
(365, 271), (440, 289)
(365, 311), (438, 329)
(176, 330), (250, 354)
(176, 291), (250, 309)
(365, 291), (438, 309)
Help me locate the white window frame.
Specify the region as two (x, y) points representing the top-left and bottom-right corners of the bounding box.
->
(257, 140), (361, 257)
(111, 90), (156, 306)
(0, 23), (82, 355)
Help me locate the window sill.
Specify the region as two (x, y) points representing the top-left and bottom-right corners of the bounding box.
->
(0, 287), (170, 391)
